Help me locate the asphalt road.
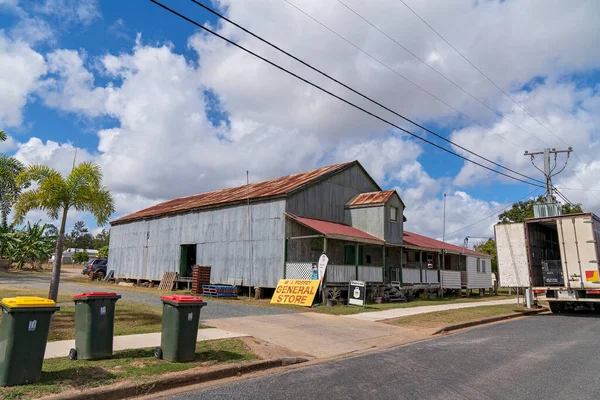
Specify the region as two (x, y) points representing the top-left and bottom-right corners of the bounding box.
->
(168, 314), (600, 399)
(0, 272), (294, 320)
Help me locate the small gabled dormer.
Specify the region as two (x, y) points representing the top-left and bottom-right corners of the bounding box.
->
(344, 190), (405, 244)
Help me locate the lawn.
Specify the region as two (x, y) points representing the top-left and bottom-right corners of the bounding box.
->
(0, 284), (73, 304)
(0, 339), (258, 400)
(0, 285), (211, 341)
(386, 304), (531, 327)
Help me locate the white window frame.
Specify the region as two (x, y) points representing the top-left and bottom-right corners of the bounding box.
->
(390, 206), (398, 221)
(476, 258), (481, 273)
(481, 260), (486, 273)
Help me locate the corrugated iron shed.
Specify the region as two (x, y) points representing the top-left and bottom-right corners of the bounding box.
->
(346, 190), (395, 206)
(113, 161), (354, 224)
(403, 230), (490, 257)
(287, 214), (385, 244)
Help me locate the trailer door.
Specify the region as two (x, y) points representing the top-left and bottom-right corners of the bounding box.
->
(557, 215), (600, 289)
(495, 223), (530, 287)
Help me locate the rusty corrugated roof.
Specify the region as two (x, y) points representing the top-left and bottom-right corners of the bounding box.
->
(286, 214), (384, 244)
(403, 231), (490, 257)
(112, 161), (355, 224)
(347, 190), (395, 206)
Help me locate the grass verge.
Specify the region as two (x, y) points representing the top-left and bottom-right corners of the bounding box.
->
(0, 285), (211, 341)
(0, 339), (257, 400)
(385, 304), (529, 327)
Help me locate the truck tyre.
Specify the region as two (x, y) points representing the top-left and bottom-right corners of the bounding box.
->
(549, 302), (564, 314)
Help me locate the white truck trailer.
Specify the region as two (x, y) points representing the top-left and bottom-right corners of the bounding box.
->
(495, 213), (600, 313)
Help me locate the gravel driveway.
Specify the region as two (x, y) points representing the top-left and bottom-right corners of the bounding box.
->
(0, 272), (295, 320)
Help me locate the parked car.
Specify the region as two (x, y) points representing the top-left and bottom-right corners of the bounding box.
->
(82, 257), (108, 277)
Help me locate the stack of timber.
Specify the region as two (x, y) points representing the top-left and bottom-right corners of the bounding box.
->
(191, 265), (211, 296)
(382, 284), (407, 303)
(158, 272), (178, 291)
(202, 285), (238, 298)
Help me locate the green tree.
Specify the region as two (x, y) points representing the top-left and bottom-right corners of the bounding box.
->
(73, 251), (89, 263)
(65, 220), (94, 249)
(474, 239), (497, 275)
(94, 228), (110, 249)
(5, 221), (56, 269)
(0, 219), (17, 260)
(498, 195), (584, 224)
(0, 130), (24, 227)
(98, 245), (109, 258)
(14, 162), (114, 300)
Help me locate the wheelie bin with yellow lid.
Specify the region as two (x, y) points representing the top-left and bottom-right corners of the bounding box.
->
(0, 296), (59, 386)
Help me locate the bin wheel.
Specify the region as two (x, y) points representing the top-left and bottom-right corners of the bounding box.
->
(69, 348), (77, 361)
(154, 347), (163, 360)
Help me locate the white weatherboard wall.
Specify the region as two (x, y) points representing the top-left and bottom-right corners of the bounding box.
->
(495, 223), (530, 287)
(109, 200), (286, 288)
(466, 256), (492, 289)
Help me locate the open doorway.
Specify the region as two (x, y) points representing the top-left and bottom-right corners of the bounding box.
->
(526, 221), (562, 286)
(179, 244), (196, 278)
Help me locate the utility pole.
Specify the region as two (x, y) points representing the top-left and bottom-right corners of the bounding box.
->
(524, 147), (573, 202)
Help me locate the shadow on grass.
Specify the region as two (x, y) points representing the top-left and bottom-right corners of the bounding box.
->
(39, 366), (116, 387)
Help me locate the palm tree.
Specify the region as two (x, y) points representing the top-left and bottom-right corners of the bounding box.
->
(14, 162), (114, 300)
(0, 130), (24, 226)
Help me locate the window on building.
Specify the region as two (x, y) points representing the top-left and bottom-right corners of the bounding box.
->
(481, 260), (486, 273)
(390, 206), (398, 221)
(344, 245), (363, 265)
(366, 255), (372, 264)
(476, 258), (481, 273)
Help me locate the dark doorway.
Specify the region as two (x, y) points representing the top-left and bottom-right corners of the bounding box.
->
(179, 244), (196, 277)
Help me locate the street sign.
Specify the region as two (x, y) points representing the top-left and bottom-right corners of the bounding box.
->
(318, 254), (329, 282)
(349, 280), (366, 306)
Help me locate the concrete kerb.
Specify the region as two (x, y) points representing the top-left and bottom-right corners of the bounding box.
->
(43, 357), (309, 400)
(433, 308), (548, 335)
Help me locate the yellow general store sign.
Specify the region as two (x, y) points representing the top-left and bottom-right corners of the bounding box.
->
(270, 279), (320, 306)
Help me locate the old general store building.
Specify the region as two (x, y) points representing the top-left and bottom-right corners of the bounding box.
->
(109, 161), (492, 293)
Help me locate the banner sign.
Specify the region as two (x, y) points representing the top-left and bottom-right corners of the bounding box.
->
(270, 279), (320, 306)
(318, 254), (329, 282)
(349, 280), (366, 306)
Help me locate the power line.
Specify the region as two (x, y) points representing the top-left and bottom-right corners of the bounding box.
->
(283, 0), (525, 152)
(396, 0), (571, 149)
(150, 0), (545, 188)
(395, 0), (592, 197)
(444, 187), (542, 237)
(553, 187), (600, 193)
(188, 0), (544, 185)
(337, 0), (550, 147)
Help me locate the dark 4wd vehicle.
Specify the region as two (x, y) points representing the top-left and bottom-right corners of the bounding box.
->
(82, 257), (108, 279)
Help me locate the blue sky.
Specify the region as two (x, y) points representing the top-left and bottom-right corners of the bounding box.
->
(1, 0), (599, 242)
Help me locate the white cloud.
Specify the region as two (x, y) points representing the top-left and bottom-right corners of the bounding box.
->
(34, 0), (100, 25)
(8, 0), (598, 239)
(0, 33), (46, 127)
(9, 17), (54, 44)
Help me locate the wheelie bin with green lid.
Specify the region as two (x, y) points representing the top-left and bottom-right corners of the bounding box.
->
(155, 295), (207, 362)
(0, 296), (59, 386)
(70, 291), (121, 360)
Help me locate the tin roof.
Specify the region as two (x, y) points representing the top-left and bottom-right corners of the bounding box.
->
(286, 214), (385, 244)
(403, 231), (490, 257)
(113, 161), (355, 224)
(347, 190), (395, 206)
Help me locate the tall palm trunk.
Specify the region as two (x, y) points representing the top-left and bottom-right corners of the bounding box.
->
(49, 206), (68, 301)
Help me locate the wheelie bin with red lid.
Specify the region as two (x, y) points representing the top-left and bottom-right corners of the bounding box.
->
(155, 295), (207, 362)
(0, 296), (59, 386)
(70, 291), (121, 360)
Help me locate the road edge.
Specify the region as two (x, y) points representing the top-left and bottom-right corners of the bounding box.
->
(44, 357), (309, 400)
(433, 308), (547, 334)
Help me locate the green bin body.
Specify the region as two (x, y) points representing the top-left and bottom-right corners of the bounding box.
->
(159, 295), (206, 362)
(73, 292), (121, 360)
(0, 298), (59, 386)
